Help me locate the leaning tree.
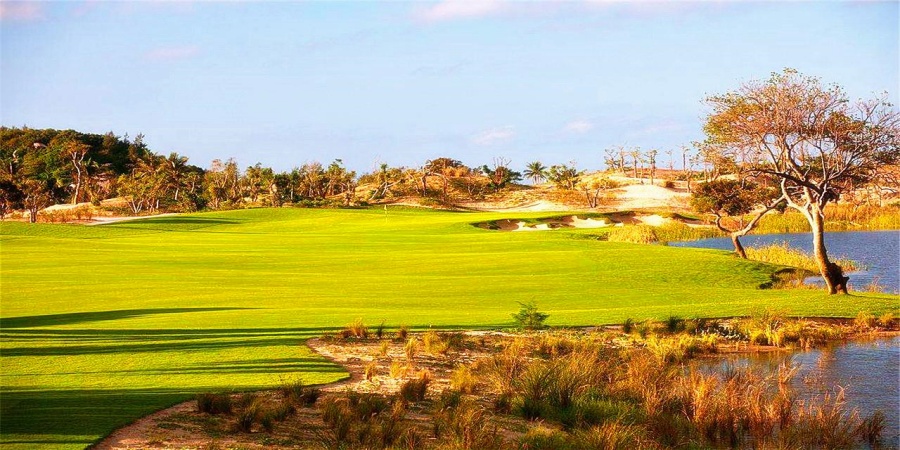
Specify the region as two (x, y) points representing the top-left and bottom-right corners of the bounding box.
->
(690, 177), (783, 259)
(704, 69), (900, 294)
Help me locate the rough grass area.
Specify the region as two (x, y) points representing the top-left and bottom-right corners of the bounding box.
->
(1, 207), (897, 449)
(98, 324), (898, 449)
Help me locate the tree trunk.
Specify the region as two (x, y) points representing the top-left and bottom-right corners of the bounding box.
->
(808, 206), (848, 294)
(730, 233), (747, 259)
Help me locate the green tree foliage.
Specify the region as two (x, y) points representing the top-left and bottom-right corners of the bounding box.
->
(690, 178), (784, 258)
(512, 302), (549, 330)
(547, 163), (582, 190)
(480, 157), (522, 191)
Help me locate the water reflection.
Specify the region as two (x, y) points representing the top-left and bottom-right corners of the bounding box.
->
(696, 336), (900, 447)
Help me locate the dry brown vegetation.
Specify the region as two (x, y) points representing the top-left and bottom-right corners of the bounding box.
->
(97, 315), (897, 449)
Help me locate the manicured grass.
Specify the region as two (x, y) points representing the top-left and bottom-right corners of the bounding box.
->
(1, 207), (896, 449)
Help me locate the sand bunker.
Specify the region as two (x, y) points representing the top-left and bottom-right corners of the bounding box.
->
(564, 216), (611, 228)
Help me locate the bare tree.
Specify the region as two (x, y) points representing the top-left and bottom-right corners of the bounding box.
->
(704, 69), (900, 293)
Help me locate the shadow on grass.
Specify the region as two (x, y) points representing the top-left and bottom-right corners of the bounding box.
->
(0, 317), (510, 449)
(0, 326), (346, 357)
(0, 308), (257, 329)
(1, 387), (251, 449)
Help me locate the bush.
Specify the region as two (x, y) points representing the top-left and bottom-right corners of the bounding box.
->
(404, 337), (418, 361)
(854, 311), (877, 330)
(450, 365), (477, 394)
(365, 362), (378, 381)
(342, 318), (369, 339)
(279, 378), (320, 407)
(423, 329), (450, 355)
(196, 392), (232, 415)
(512, 302), (549, 330)
(400, 371), (430, 402)
(622, 318), (635, 334)
(389, 360), (407, 379)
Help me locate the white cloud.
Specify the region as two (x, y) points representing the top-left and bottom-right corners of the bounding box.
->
(0, 2), (44, 22)
(472, 126), (515, 146)
(414, 0), (509, 23)
(563, 119), (594, 134)
(144, 45), (200, 62)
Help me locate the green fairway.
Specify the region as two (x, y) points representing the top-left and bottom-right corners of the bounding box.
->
(1, 207), (896, 449)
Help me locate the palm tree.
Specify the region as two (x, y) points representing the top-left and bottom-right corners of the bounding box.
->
(524, 161), (547, 185)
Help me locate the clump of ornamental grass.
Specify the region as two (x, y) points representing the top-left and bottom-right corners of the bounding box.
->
(606, 225), (658, 244)
(422, 329), (450, 355)
(196, 392), (232, 415)
(399, 371), (430, 402)
(342, 318), (369, 339)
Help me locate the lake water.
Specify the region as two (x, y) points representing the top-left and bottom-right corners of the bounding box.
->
(673, 230), (900, 294)
(698, 336), (900, 447)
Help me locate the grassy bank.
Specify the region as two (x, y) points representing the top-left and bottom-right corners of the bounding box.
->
(1, 208), (897, 449)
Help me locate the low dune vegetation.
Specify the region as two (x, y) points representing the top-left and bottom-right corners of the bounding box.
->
(116, 314), (897, 449)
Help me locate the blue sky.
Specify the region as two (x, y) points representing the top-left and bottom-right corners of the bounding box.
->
(1, 1), (897, 174)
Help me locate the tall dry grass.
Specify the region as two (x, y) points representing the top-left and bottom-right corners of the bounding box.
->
(745, 242), (860, 272)
(755, 204), (900, 234)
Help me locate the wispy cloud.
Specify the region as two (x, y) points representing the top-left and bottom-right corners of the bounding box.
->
(144, 45), (200, 62)
(414, 0), (509, 23)
(0, 2), (44, 22)
(472, 126), (515, 146)
(563, 119), (594, 134)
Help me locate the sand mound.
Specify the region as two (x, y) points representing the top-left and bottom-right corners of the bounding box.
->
(614, 184), (689, 210)
(635, 214), (671, 227)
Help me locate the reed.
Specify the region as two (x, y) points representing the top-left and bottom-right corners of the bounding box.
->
(745, 242), (859, 272)
(755, 204), (900, 233)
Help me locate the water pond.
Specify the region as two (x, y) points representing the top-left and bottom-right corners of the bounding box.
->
(696, 336), (900, 447)
(673, 230), (899, 294)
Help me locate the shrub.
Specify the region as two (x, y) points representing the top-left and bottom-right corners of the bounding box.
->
(404, 337), (418, 361)
(280, 378), (320, 407)
(423, 329), (450, 355)
(365, 362), (378, 381)
(396, 324), (409, 340)
(437, 388), (463, 409)
(343, 318), (369, 339)
(665, 316), (683, 333)
(196, 392), (232, 415)
(434, 399), (505, 450)
(878, 312), (896, 330)
(399, 371), (430, 402)
(512, 302), (549, 330)
(321, 398), (353, 441)
(450, 365), (477, 394)
(854, 311), (877, 330)
(856, 410), (885, 446)
(389, 360), (407, 379)
(349, 392), (389, 420)
(234, 398), (265, 433)
(622, 318), (634, 334)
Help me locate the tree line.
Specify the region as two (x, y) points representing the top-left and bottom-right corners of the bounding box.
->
(2, 69), (898, 295)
